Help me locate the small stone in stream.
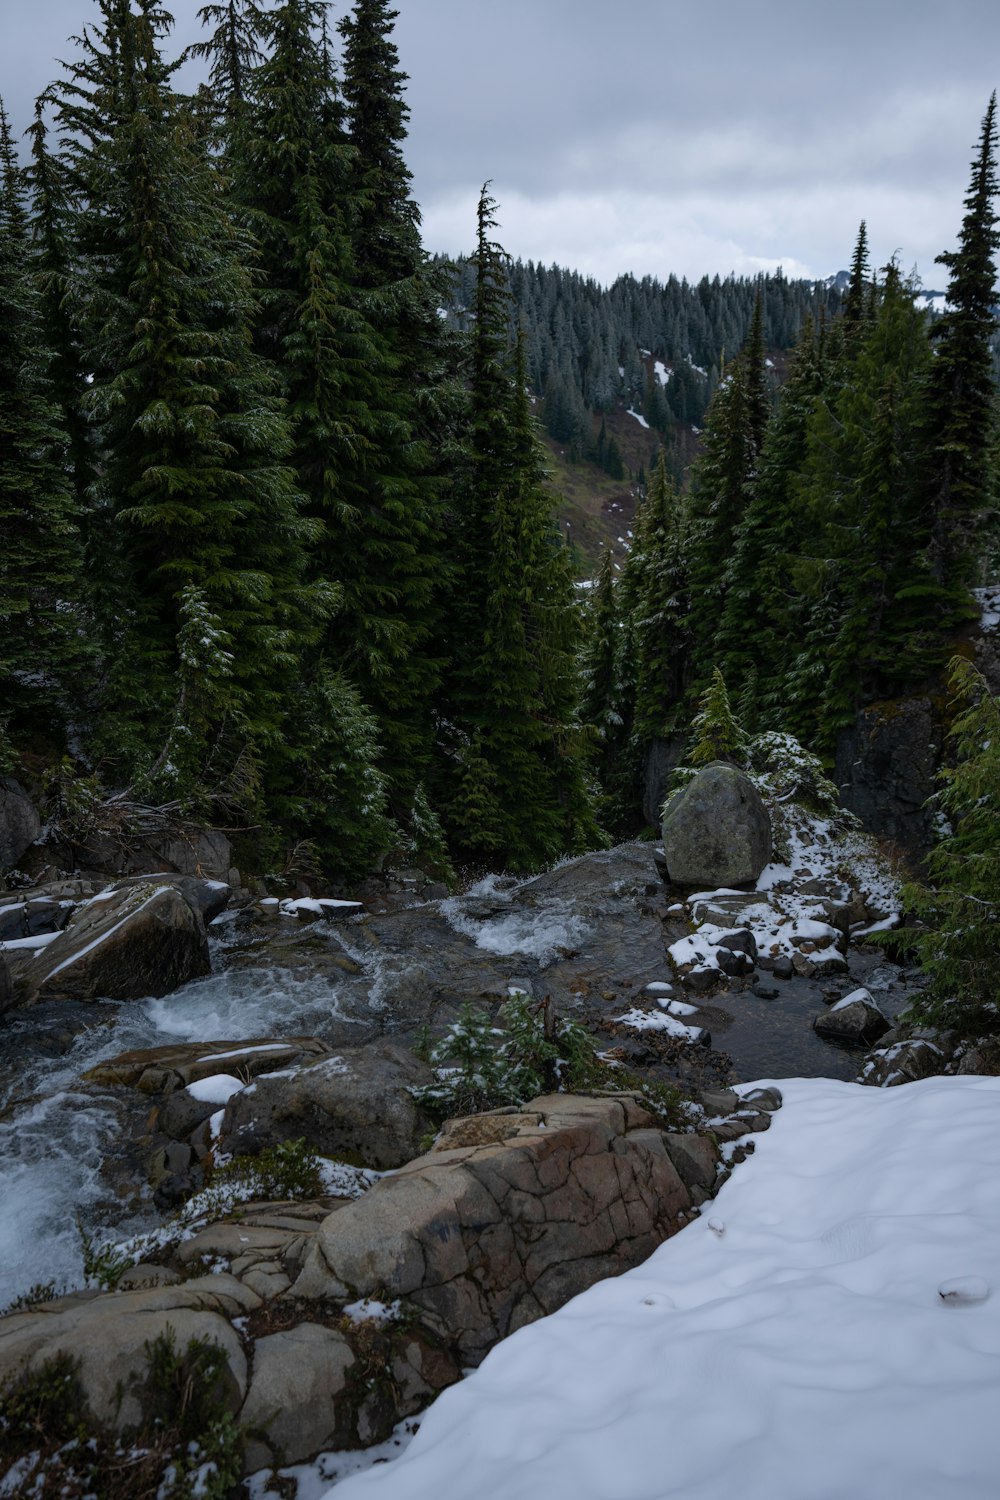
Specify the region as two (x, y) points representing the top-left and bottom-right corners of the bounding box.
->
(752, 981), (779, 999)
(715, 947), (754, 978)
(772, 956), (794, 980)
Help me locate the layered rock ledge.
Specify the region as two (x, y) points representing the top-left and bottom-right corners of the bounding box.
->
(0, 1086), (780, 1474)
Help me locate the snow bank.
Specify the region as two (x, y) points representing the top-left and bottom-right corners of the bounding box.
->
(327, 1075), (1000, 1500)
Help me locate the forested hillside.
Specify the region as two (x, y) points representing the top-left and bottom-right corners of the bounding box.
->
(1, 1), (998, 947)
(443, 253), (844, 460)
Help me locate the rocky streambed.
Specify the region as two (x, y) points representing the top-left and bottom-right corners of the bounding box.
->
(0, 818), (938, 1490)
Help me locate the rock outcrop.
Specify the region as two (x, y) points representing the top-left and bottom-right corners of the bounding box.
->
(0, 778), (40, 871)
(834, 698), (940, 859)
(661, 763), (772, 888)
(3, 875), (228, 1008)
(0, 1087), (781, 1473)
(291, 1092), (711, 1365)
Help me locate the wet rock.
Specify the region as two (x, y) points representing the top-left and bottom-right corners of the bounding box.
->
(10, 878), (225, 1007)
(83, 1036), (331, 1093)
(814, 988), (890, 1046)
(0, 778), (40, 871)
(219, 1041), (436, 1170)
(715, 947), (754, 978)
(793, 948), (849, 979)
(713, 928), (758, 961)
(772, 955), (794, 980)
(661, 764), (772, 888)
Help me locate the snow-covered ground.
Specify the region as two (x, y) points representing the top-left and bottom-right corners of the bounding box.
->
(313, 1074), (1000, 1500)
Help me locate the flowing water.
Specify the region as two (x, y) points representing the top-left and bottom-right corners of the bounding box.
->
(0, 858), (915, 1308)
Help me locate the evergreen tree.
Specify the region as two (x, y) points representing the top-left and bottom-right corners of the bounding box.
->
(714, 316), (827, 729)
(338, 0), (420, 288)
(900, 658), (1000, 1035)
(229, 0), (445, 804)
(790, 263), (933, 743)
(630, 454), (689, 747)
(687, 667), (748, 766)
(0, 96), (83, 757)
(923, 93), (1000, 601)
(440, 190), (598, 869)
(51, 0), (321, 806)
(579, 547), (624, 792)
(843, 220), (872, 343)
(685, 300), (769, 685)
(24, 99), (93, 518)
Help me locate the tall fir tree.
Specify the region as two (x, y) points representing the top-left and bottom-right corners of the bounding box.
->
(923, 93), (1000, 602)
(685, 291), (770, 686)
(0, 96), (84, 757)
(714, 316), (827, 729)
(50, 0), (322, 807)
(440, 190), (598, 869)
(225, 0), (445, 805)
(786, 263), (933, 744)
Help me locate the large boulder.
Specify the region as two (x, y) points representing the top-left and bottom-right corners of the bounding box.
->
(219, 1041), (436, 1170)
(292, 1092), (697, 1365)
(661, 763), (772, 888)
(0, 1090), (760, 1473)
(0, 777), (40, 871)
(10, 876), (225, 1006)
(814, 988), (891, 1046)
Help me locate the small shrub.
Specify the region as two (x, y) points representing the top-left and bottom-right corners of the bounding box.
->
(0, 1332), (242, 1499)
(413, 994), (604, 1119)
(0, 1282), (59, 1316)
(208, 1137), (323, 1203)
(77, 1215), (133, 1291)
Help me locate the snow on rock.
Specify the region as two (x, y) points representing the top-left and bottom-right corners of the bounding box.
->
(280, 898), (364, 921)
(185, 1072), (245, 1105)
(327, 1076), (1000, 1500)
(613, 1007), (707, 1044)
(973, 584), (1000, 632)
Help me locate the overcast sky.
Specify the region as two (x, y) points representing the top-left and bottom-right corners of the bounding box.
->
(4, 0), (999, 288)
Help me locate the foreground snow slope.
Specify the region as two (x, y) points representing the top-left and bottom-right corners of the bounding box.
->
(330, 1076), (1000, 1500)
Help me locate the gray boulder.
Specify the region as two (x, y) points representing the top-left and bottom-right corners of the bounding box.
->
(859, 1036), (946, 1087)
(12, 877), (224, 1006)
(661, 763), (772, 888)
(0, 777), (40, 870)
(814, 988), (890, 1046)
(219, 1041), (437, 1170)
(0, 953), (10, 1014)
